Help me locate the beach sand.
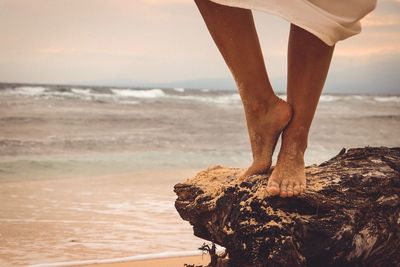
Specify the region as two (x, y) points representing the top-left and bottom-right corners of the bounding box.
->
(0, 168), (207, 266)
(79, 255), (210, 267)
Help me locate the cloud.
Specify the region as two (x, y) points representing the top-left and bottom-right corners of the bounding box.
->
(0, 0), (399, 94)
(335, 45), (400, 58)
(363, 16), (400, 27)
(37, 47), (147, 58)
(138, 0), (190, 5)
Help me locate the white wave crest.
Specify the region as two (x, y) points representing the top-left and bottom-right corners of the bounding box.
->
(119, 100), (140, 105)
(14, 86), (47, 95)
(373, 96), (400, 103)
(319, 95), (341, 102)
(111, 88), (166, 98)
(178, 93), (241, 105)
(348, 95), (366, 101)
(71, 88), (92, 96)
(173, 87), (185, 93)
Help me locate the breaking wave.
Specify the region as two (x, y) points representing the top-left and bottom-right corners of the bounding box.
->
(1, 85), (399, 105)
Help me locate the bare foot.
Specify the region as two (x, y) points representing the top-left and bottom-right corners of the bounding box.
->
(266, 145), (306, 197)
(238, 98), (292, 181)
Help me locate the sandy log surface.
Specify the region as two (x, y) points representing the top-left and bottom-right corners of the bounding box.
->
(175, 147), (400, 266)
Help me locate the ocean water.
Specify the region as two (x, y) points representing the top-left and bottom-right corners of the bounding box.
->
(0, 83), (399, 266)
(1, 84), (399, 165)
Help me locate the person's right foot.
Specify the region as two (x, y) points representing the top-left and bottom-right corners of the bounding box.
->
(238, 97), (292, 180)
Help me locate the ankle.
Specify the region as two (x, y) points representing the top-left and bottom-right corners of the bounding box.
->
(282, 126), (308, 149)
(279, 134), (307, 162)
(239, 84), (278, 110)
(243, 96), (278, 120)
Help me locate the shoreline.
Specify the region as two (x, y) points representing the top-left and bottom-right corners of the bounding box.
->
(30, 251), (209, 267)
(1, 170), (206, 266)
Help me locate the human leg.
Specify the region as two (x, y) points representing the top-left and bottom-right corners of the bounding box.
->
(266, 24), (335, 197)
(194, 0), (292, 177)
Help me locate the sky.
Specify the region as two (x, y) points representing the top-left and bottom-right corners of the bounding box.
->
(0, 0), (399, 94)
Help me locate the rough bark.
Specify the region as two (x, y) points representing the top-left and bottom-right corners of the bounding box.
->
(174, 147), (400, 267)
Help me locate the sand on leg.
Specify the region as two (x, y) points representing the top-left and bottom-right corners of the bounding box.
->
(266, 24), (335, 197)
(194, 0), (292, 178)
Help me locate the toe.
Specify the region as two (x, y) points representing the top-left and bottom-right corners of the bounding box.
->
(267, 180), (280, 196)
(280, 186), (287, 197)
(279, 180), (289, 198)
(286, 182), (294, 197)
(293, 182), (300, 196)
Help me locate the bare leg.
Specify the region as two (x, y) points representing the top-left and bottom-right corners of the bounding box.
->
(194, 0), (292, 177)
(266, 24), (335, 197)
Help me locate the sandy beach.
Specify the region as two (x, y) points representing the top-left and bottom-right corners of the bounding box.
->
(30, 254), (210, 267)
(61, 255), (210, 267)
(0, 169), (208, 266)
(85, 255), (210, 267)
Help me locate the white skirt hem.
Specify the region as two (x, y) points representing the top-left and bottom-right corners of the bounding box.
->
(208, 0), (376, 46)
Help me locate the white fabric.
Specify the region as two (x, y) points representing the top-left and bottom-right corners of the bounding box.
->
(208, 0), (377, 46)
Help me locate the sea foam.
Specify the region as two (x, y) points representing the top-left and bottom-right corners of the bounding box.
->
(111, 88), (166, 98)
(71, 88), (92, 96)
(14, 86), (47, 95)
(374, 96), (400, 103)
(176, 93), (241, 105)
(173, 87), (185, 92)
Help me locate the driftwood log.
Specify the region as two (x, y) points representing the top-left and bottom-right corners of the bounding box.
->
(174, 147), (400, 267)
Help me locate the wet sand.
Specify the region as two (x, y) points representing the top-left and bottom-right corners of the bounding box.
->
(77, 255), (209, 267)
(0, 169), (206, 266)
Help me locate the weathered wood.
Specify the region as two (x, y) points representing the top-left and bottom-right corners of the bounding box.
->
(174, 147), (400, 267)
